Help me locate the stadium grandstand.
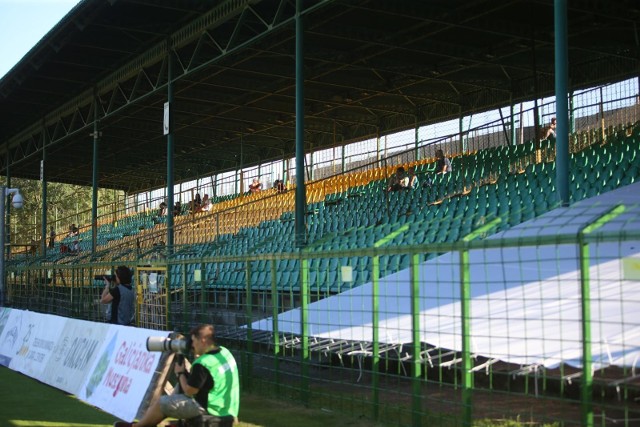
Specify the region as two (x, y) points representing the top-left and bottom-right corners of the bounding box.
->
(1, 1), (640, 426)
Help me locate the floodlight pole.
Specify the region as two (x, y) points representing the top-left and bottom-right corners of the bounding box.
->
(0, 186), (23, 307)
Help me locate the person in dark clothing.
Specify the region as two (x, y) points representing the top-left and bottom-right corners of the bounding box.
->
(434, 149), (452, 174)
(48, 227), (56, 249)
(100, 265), (135, 326)
(386, 166), (409, 192)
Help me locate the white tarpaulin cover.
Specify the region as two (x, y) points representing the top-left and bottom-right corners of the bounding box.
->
(253, 182), (640, 370)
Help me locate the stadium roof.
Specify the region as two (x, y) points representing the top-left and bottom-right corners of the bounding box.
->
(1, 0), (638, 193)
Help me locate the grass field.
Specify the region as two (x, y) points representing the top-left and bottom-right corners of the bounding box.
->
(0, 367), (381, 427)
(1, 367), (559, 426)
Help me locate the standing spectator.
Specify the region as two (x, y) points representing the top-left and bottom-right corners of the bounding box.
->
(249, 178), (263, 193)
(387, 166), (409, 192)
(100, 266), (135, 326)
(48, 227), (56, 249)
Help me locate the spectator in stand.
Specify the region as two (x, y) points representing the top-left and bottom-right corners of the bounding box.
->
(249, 178), (263, 193)
(387, 166), (409, 192)
(434, 149), (452, 174)
(193, 192), (202, 211)
(542, 117), (557, 139)
(48, 227), (56, 249)
(158, 201), (167, 217)
(274, 178), (286, 193)
(423, 149), (452, 188)
(173, 201), (182, 217)
(197, 194), (212, 212)
(68, 223), (79, 238)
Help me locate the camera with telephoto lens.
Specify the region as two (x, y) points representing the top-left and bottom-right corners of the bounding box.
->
(95, 274), (117, 281)
(146, 334), (193, 355)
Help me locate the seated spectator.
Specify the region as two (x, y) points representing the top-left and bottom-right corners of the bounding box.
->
(173, 201), (182, 216)
(249, 178), (263, 193)
(197, 194), (212, 212)
(542, 117), (557, 139)
(193, 192), (202, 210)
(387, 166), (409, 192)
(274, 179), (286, 193)
(68, 223), (79, 238)
(158, 202), (167, 217)
(434, 149), (452, 174)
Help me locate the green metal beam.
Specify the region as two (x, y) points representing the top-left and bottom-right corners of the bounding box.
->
(577, 204), (625, 427)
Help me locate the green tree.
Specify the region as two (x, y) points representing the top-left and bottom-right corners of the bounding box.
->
(1, 178), (122, 248)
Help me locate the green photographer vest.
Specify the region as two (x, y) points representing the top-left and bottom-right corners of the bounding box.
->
(192, 347), (240, 417)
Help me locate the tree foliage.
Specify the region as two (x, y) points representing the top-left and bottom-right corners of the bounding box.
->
(1, 178), (122, 246)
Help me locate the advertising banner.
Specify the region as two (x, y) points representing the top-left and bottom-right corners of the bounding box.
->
(8, 311), (66, 379)
(0, 309), (168, 422)
(41, 319), (110, 394)
(0, 307), (19, 366)
(78, 325), (168, 422)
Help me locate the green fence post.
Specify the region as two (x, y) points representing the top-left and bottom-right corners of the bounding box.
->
(578, 204), (625, 427)
(410, 252), (421, 427)
(458, 218), (502, 426)
(300, 255), (310, 405)
(270, 258), (280, 394)
(459, 243), (473, 426)
(371, 254), (380, 421)
(181, 264), (187, 331)
(245, 259), (253, 392)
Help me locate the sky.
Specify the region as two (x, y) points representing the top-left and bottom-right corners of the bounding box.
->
(0, 0), (81, 80)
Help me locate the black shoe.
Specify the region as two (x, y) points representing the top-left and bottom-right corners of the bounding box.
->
(113, 422), (133, 427)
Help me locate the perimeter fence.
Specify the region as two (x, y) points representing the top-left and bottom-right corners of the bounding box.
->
(6, 203), (640, 427)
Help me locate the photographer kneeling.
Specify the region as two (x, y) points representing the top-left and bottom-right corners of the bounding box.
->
(114, 324), (239, 427)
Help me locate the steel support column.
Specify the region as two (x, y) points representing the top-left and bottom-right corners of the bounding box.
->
(91, 94), (100, 253)
(294, 0), (307, 248)
(5, 163), (10, 260)
(554, 0), (570, 206)
(167, 47), (175, 254)
(41, 128), (48, 255)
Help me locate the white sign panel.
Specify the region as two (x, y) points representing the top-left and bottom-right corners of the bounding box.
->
(79, 326), (167, 422)
(163, 101), (170, 135)
(41, 319), (110, 394)
(0, 307), (19, 366)
(9, 311), (66, 379)
(0, 309), (169, 422)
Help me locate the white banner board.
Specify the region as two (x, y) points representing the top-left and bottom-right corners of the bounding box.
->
(0, 309), (169, 422)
